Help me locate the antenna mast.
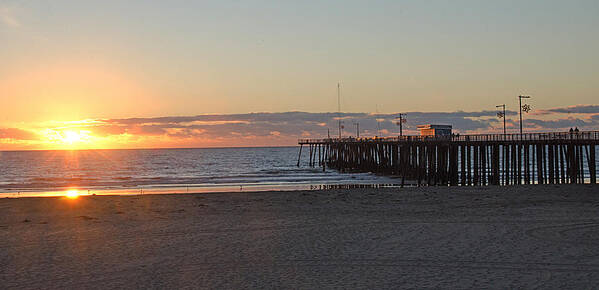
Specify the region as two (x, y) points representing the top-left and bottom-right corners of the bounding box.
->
(338, 83), (341, 139)
(376, 105), (381, 137)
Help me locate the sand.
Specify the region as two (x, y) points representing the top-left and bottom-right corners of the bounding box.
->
(1, 184), (599, 289)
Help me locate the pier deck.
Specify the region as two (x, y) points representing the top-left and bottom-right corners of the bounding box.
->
(298, 131), (599, 186)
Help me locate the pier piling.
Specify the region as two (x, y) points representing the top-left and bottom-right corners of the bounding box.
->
(298, 131), (599, 186)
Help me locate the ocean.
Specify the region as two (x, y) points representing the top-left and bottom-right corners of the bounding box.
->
(0, 147), (397, 197)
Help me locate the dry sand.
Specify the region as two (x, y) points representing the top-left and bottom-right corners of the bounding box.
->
(1, 184), (599, 289)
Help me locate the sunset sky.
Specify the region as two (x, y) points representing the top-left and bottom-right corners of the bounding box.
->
(1, 0), (598, 150)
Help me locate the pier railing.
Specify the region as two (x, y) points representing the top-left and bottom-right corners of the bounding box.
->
(299, 131), (599, 144)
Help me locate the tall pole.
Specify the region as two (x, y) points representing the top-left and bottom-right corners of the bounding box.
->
(496, 104), (506, 135)
(354, 122), (359, 138)
(338, 83), (341, 139)
(399, 114), (403, 136)
(518, 95), (530, 136)
(519, 97), (523, 136)
(397, 113), (406, 137)
(502, 105), (506, 135)
(375, 104), (380, 137)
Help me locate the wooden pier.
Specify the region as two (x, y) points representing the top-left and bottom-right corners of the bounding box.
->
(298, 131), (599, 186)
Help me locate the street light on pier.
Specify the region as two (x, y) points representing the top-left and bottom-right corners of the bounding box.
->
(496, 104), (506, 136)
(395, 113), (407, 137)
(518, 95), (532, 136)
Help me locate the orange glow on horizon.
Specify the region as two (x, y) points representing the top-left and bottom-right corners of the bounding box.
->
(41, 128), (96, 150)
(65, 189), (80, 199)
(62, 130), (87, 144)
(0, 117), (297, 150)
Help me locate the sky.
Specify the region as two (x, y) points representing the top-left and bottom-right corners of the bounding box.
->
(1, 0), (598, 149)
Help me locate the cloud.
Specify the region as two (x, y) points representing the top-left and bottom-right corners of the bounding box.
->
(0, 128), (38, 140)
(79, 108), (599, 140)
(535, 104), (599, 115)
(2, 105), (598, 149)
(96, 110), (512, 139)
(0, 6), (20, 28)
(523, 117), (597, 130)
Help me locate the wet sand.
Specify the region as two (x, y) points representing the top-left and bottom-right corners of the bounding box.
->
(1, 184), (599, 289)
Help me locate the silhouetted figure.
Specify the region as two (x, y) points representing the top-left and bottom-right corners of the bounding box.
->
(569, 128), (574, 139)
(575, 127), (579, 133)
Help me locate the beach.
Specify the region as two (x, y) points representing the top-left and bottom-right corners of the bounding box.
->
(2, 184), (599, 288)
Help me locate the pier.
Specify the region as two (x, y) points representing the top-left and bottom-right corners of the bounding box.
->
(298, 131), (599, 186)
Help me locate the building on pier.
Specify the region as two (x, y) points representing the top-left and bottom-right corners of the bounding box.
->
(417, 124), (452, 136)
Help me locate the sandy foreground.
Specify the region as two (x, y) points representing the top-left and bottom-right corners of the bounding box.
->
(1, 185), (599, 289)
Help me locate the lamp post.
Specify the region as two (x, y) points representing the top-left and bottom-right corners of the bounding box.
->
(396, 113), (406, 137)
(518, 95), (531, 136)
(496, 104), (506, 136)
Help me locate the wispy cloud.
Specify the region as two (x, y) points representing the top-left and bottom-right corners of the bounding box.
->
(0, 5), (20, 28)
(0, 128), (38, 140)
(534, 104), (599, 115)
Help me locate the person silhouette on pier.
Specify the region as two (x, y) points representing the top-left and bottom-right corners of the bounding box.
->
(569, 128), (574, 139)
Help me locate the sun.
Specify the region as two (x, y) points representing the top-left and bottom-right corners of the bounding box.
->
(62, 130), (85, 144)
(65, 189), (80, 199)
(39, 127), (103, 150)
(53, 129), (93, 148)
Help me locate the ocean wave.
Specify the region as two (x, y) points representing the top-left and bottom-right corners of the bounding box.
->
(0, 147), (395, 192)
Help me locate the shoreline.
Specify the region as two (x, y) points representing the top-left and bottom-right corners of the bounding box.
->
(0, 181), (407, 198)
(3, 181), (595, 199)
(2, 184), (599, 288)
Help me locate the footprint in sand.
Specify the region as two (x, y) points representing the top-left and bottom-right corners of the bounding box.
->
(77, 215), (97, 220)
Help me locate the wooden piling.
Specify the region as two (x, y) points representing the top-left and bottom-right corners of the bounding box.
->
(298, 131), (598, 187)
(590, 144), (596, 184)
